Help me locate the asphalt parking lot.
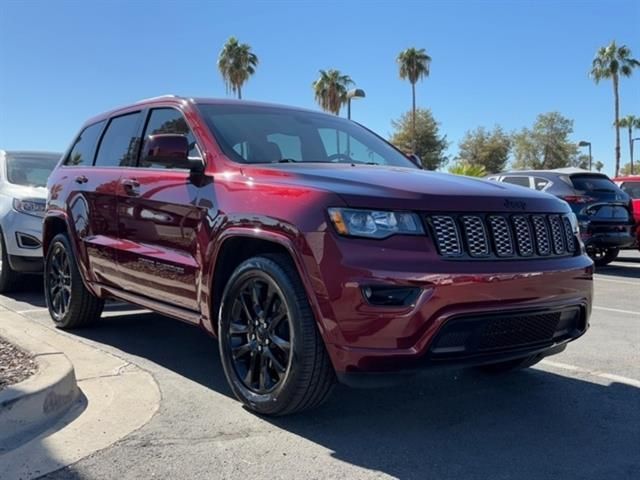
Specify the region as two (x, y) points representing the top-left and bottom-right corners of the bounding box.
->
(1, 251), (639, 480)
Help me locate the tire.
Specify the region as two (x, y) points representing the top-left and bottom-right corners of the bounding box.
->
(44, 233), (104, 329)
(218, 254), (335, 416)
(478, 354), (543, 374)
(588, 247), (619, 267)
(0, 228), (21, 293)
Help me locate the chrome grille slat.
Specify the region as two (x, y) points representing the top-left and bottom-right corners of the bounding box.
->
(488, 216), (514, 257)
(427, 213), (576, 260)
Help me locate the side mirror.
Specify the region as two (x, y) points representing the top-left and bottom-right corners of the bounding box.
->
(407, 153), (423, 169)
(142, 134), (204, 173)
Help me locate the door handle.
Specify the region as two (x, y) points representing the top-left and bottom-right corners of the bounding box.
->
(74, 175), (88, 184)
(122, 178), (140, 195)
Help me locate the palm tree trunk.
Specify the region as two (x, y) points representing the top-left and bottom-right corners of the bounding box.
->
(613, 74), (621, 176)
(631, 125), (635, 175)
(411, 82), (416, 153)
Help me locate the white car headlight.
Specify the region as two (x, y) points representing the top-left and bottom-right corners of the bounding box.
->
(13, 198), (46, 218)
(328, 208), (424, 239)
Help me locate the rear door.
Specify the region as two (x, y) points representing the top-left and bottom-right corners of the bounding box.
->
(115, 107), (207, 312)
(84, 111), (144, 286)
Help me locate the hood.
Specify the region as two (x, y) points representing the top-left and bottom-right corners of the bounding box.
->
(2, 183), (48, 201)
(247, 164), (569, 213)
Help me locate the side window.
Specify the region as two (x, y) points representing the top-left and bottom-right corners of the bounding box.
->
(64, 121), (105, 166)
(266, 133), (302, 162)
(139, 108), (199, 169)
(502, 176), (531, 188)
(95, 112), (142, 168)
(534, 177), (550, 191)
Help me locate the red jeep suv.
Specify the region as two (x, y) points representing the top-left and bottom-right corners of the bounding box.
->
(44, 96), (593, 415)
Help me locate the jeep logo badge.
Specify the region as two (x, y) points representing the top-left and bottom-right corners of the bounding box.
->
(504, 199), (526, 210)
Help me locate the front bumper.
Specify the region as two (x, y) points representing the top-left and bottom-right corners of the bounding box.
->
(1, 209), (44, 272)
(303, 232), (593, 376)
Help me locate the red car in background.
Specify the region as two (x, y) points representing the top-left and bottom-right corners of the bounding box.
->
(613, 175), (640, 248)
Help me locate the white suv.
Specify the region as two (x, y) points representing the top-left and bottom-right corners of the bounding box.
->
(0, 150), (60, 292)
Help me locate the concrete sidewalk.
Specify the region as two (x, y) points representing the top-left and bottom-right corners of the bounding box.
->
(0, 306), (160, 479)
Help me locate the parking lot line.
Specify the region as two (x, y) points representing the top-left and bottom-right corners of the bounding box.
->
(594, 276), (640, 286)
(541, 360), (640, 388)
(593, 305), (640, 316)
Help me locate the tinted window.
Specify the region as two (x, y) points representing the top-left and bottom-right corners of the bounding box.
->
(95, 112), (142, 167)
(502, 176), (531, 188)
(198, 103), (415, 168)
(140, 108), (199, 169)
(570, 174), (617, 192)
(6, 155), (59, 187)
(620, 181), (640, 199)
(534, 177), (550, 190)
(65, 121), (105, 166)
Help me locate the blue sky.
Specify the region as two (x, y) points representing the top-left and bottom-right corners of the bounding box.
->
(1, 0), (639, 175)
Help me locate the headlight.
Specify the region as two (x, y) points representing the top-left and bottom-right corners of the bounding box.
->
(328, 208), (424, 239)
(567, 212), (579, 234)
(13, 198), (46, 218)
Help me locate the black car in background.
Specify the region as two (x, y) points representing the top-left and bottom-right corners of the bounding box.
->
(487, 168), (635, 265)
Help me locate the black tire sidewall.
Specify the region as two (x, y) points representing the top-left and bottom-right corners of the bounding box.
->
(218, 257), (309, 415)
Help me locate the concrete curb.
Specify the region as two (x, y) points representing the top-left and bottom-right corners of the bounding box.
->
(0, 324), (79, 448)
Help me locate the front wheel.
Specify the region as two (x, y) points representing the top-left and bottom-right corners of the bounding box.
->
(218, 254), (335, 416)
(587, 247), (619, 267)
(44, 233), (104, 329)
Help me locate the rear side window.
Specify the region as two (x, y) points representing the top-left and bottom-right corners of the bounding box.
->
(620, 181), (640, 199)
(534, 177), (550, 190)
(95, 112), (142, 167)
(140, 108), (199, 169)
(64, 121), (105, 166)
(570, 174), (617, 192)
(502, 176), (531, 188)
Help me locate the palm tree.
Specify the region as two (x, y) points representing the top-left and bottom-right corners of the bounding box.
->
(590, 41), (640, 176)
(312, 69), (354, 115)
(397, 47), (432, 153)
(616, 115), (640, 174)
(217, 37), (258, 99)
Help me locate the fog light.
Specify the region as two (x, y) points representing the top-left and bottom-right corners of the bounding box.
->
(361, 285), (421, 307)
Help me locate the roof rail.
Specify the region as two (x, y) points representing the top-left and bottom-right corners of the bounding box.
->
(134, 94), (181, 104)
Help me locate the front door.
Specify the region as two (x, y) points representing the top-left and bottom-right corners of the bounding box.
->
(115, 107), (208, 313)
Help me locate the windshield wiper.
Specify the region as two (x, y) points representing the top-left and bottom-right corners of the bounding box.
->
(274, 158), (300, 163)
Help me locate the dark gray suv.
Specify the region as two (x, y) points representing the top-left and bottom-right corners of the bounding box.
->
(487, 168), (635, 265)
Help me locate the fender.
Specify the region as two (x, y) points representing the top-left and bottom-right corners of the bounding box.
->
(202, 226), (335, 344)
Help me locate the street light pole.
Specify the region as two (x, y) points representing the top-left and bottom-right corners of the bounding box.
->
(346, 88), (365, 120)
(578, 141), (592, 171)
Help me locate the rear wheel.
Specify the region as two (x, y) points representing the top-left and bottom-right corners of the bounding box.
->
(218, 254), (335, 416)
(0, 229), (21, 293)
(587, 247), (619, 266)
(478, 354), (543, 374)
(44, 233), (104, 329)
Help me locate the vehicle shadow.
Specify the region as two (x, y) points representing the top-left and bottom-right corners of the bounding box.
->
(596, 263), (640, 280)
(64, 309), (640, 479)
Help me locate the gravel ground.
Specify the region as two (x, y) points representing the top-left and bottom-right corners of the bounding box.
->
(0, 335), (38, 390)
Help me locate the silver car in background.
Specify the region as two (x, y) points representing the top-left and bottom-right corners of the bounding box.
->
(0, 150), (61, 292)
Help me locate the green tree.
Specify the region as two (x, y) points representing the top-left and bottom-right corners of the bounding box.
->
(456, 126), (511, 173)
(448, 162), (487, 177)
(594, 160), (604, 172)
(590, 41), (640, 176)
(312, 69), (354, 115)
(511, 112), (578, 170)
(615, 114), (640, 174)
(217, 37), (259, 99)
(390, 108), (448, 170)
(572, 154), (591, 170)
(397, 47), (432, 152)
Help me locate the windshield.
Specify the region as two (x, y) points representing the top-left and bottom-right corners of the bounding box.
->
(6, 155), (59, 188)
(620, 181), (640, 199)
(197, 103), (416, 168)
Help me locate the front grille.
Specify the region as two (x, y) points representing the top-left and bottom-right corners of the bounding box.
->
(429, 307), (585, 359)
(426, 213), (577, 260)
